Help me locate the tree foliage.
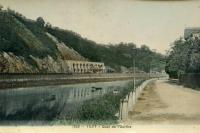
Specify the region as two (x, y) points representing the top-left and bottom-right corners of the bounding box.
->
(36, 17), (45, 27)
(0, 5), (3, 10)
(0, 9), (59, 61)
(166, 37), (200, 78)
(47, 26), (165, 72)
(0, 7), (165, 73)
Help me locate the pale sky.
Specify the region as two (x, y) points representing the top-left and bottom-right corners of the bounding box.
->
(0, 0), (200, 54)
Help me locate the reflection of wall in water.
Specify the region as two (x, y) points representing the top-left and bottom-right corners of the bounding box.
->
(0, 79), (137, 120)
(68, 86), (122, 102)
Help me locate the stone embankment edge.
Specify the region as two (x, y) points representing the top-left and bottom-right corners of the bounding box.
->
(0, 73), (156, 89)
(118, 78), (157, 121)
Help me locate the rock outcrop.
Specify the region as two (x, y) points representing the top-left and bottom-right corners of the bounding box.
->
(46, 33), (85, 61)
(0, 52), (38, 73)
(30, 55), (69, 73)
(0, 52), (74, 73)
(0, 11), (86, 73)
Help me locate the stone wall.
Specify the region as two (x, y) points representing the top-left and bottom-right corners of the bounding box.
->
(119, 79), (156, 120)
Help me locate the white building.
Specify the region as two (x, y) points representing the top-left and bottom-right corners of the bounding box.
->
(65, 60), (105, 74)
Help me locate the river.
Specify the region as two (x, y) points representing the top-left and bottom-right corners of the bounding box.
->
(0, 79), (143, 124)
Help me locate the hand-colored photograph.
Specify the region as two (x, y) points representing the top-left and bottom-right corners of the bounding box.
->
(0, 0), (200, 133)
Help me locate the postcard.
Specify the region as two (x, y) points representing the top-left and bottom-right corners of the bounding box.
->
(0, 0), (200, 133)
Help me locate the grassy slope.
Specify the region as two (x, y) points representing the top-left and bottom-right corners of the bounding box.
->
(0, 11), (58, 59)
(0, 10), (165, 72)
(47, 27), (166, 72)
(0, 11), (84, 62)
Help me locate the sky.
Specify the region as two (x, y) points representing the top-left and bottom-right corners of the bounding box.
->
(0, 0), (200, 54)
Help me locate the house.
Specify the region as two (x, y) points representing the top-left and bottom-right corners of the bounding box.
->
(184, 27), (200, 39)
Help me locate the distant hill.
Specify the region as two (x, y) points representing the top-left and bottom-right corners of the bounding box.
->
(47, 27), (166, 72)
(0, 8), (165, 73)
(0, 9), (85, 73)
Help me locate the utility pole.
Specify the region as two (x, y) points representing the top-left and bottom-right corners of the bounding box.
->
(149, 55), (153, 79)
(132, 47), (137, 102)
(149, 61), (151, 79)
(133, 58), (135, 93)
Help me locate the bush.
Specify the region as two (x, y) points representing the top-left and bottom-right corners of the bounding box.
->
(76, 80), (145, 120)
(78, 93), (120, 120)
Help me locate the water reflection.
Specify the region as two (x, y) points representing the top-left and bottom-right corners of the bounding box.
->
(0, 80), (140, 121)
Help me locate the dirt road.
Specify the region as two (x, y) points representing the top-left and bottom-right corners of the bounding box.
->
(126, 79), (200, 124)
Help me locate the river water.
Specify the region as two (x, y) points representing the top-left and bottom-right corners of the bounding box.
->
(0, 79), (142, 122)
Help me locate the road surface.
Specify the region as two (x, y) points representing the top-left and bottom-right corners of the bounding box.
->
(125, 79), (200, 124)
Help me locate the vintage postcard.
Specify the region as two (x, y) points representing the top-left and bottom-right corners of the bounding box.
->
(0, 0), (200, 133)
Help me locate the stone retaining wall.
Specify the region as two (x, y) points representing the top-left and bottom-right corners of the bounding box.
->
(119, 79), (156, 120)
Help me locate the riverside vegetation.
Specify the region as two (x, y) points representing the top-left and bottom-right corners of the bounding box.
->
(54, 80), (144, 125)
(165, 34), (200, 89)
(0, 79), (144, 124)
(165, 37), (200, 78)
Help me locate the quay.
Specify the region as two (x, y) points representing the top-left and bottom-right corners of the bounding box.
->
(0, 73), (164, 89)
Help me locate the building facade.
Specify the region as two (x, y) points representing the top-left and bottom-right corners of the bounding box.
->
(65, 60), (105, 74)
(191, 32), (200, 40)
(184, 27), (200, 39)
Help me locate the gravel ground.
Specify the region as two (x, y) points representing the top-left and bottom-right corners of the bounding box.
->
(125, 79), (200, 124)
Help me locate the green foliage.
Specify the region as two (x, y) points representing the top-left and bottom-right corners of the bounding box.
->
(47, 27), (165, 72)
(79, 93), (120, 120)
(166, 37), (200, 78)
(76, 80), (144, 120)
(36, 17), (45, 27)
(0, 8), (165, 72)
(0, 10), (60, 60)
(0, 5), (3, 10)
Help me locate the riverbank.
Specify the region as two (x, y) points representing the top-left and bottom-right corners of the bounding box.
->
(0, 73), (162, 89)
(0, 77), (136, 89)
(0, 80), (138, 123)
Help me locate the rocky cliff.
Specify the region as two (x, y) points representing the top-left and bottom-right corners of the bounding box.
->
(0, 52), (37, 73)
(0, 10), (86, 73)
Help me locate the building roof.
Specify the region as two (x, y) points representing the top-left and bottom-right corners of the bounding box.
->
(184, 27), (200, 39)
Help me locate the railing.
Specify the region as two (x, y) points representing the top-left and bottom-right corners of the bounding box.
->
(119, 79), (156, 120)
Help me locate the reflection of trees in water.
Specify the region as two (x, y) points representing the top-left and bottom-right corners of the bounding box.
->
(0, 80), (140, 121)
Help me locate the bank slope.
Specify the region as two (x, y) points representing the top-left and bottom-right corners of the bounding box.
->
(0, 10), (85, 73)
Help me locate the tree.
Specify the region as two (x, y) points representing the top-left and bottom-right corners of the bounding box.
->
(187, 39), (200, 72)
(0, 5), (3, 10)
(165, 38), (189, 78)
(165, 36), (200, 78)
(141, 44), (150, 51)
(36, 17), (45, 27)
(45, 22), (52, 28)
